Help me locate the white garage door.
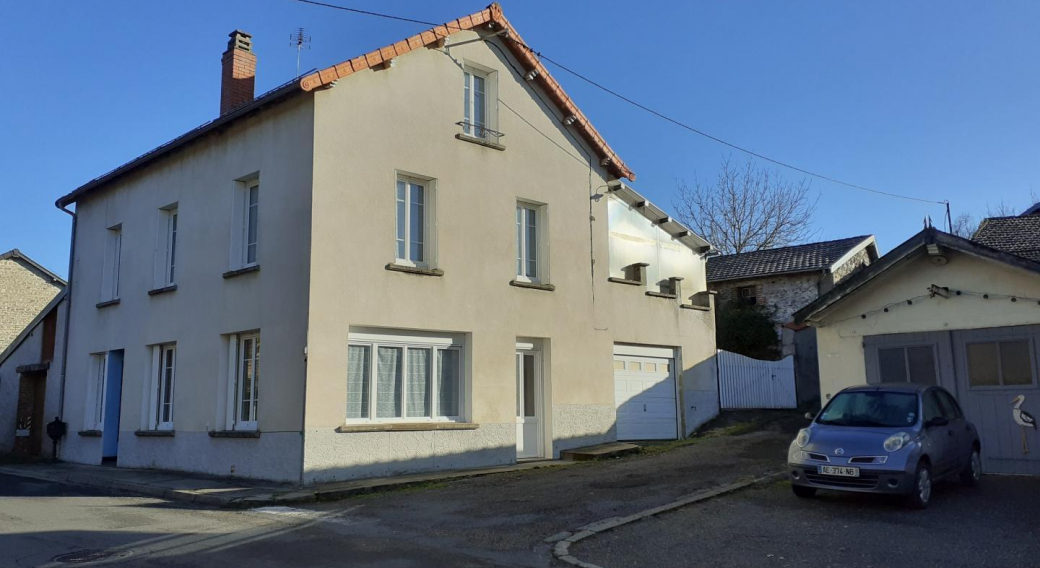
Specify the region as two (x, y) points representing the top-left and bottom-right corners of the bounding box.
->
(614, 347), (677, 441)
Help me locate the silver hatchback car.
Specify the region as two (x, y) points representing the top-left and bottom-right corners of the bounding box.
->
(788, 384), (981, 508)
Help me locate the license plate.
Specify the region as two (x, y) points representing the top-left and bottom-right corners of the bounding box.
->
(818, 465), (859, 477)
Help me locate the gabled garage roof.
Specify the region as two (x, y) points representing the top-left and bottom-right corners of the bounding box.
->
(793, 228), (1040, 325)
(56, 3), (633, 209)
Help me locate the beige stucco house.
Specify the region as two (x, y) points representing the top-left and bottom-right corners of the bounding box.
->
(795, 224), (1040, 475)
(53, 4), (718, 483)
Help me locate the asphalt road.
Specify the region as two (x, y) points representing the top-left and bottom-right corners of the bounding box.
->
(576, 475), (1040, 568)
(0, 418), (798, 568)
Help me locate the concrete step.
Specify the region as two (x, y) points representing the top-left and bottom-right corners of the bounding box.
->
(560, 442), (640, 461)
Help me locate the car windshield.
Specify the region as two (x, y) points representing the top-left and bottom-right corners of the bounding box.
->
(816, 391), (919, 428)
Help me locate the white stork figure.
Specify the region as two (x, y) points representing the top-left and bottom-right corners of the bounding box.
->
(1012, 395), (1036, 454)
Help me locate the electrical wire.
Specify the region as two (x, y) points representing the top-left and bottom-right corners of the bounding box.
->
(287, 0), (950, 208)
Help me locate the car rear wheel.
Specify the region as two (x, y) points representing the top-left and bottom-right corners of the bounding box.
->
(960, 448), (982, 486)
(792, 485), (817, 499)
(905, 463), (932, 509)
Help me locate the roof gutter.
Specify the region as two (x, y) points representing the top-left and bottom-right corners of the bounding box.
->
(55, 203), (76, 451)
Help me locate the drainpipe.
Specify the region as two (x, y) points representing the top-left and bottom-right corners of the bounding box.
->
(55, 201), (76, 457)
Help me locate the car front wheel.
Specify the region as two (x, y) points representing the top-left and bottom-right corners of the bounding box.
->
(906, 463), (932, 509)
(792, 485), (817, 499)
(960, 448), (982, 486)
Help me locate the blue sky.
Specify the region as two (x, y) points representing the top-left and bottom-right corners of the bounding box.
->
(2, 1), (1038, 277)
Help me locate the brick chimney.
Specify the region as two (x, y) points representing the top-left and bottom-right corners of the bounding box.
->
(220, 30), (256, 115)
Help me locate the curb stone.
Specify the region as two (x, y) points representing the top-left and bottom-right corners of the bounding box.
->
(550, 471), (784, 568)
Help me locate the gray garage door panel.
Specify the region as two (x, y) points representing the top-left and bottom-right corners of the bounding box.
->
(865, 325), (1040, 475)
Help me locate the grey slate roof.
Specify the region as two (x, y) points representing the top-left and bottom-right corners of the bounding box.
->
(706, 236), (873, 283)
(973, 214), (1040, 263)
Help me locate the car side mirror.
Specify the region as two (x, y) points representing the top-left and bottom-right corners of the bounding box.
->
(926, 416), (949, 428)
(804, 412), (816, 420)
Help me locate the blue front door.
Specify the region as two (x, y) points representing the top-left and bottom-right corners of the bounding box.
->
(102, 350), (123, 459)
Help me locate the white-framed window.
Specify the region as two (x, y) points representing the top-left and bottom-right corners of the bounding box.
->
(346, 330), (463, 422)
(147, 344), (176, 430)
(226, 332), (260, 430)
(395, 175), (436, 267)
(101, 225), (122, 301)
(86, 353), (108, 431)
(154, 205), (178, 288)
(515, 201), (546, 282)
(229, 178), (260, 270)
(462, 62), (498, 140)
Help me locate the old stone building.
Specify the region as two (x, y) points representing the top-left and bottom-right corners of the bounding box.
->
(707, 236), (878, 404)
(0, 250), (65, 353)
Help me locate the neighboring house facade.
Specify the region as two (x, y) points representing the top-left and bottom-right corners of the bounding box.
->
(973, 208), (1040, 262)
(707, 236), (879, 327)
(795, 223), (1040, 475)
(707, 236), (878, 404)
(0, 249), (65, 353)
(0, 291), (66, 457)
(54, 4), (718, 484)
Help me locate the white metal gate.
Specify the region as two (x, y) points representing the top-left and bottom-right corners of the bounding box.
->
(717, 350), (797, 409)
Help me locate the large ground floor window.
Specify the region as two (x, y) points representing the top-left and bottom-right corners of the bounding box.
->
(347, 330), (463, 422)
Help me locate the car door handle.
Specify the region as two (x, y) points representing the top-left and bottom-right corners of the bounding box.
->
(948, 430), (954, 437)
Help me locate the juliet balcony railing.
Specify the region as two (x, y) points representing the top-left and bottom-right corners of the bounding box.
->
(455, 121), (505, 150)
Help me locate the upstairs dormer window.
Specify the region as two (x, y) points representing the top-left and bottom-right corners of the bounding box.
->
(101, 225), (122, 301)
(516, 201), (547, 283)
(153, 205), (178, 290)
(461, 62), (499, 144)
(229, 176), (260, 271)
(463, 69), (487, 138)
(395, 174), (437, 268)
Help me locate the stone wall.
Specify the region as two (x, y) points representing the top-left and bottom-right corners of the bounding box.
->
(832, 248), (872, 285)
(0, 258), (63, 353)
(712, 272), (821, 325)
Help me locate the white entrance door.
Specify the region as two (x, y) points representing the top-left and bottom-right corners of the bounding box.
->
(614, 348), (677, 440)
(516, 349), (542, 458)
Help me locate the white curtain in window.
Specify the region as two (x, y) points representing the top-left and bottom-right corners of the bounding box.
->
(347, 345), (370, 419)
(438, 349), (460, 417)
(377, 346), (402, 418)
(407, 348), (431, 418)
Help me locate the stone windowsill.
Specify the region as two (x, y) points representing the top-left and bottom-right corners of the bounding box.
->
(645, 291), (678, 299)
(77, 430), (102, 437)
(454, 133), (506, 151)
(385, 263), (444, 277)
(223, 264), (260, 279)
(336, 422), (480, 433)
(148, 284), (177, 296)
(681, 304), (712, 312)
(208, 430), (261, 439)
(16, 362), (50, 374)
(607, 277), (643, 286)
(134, 430), (175, 437)
(509, 280), (556, 292)
(96, 298), (121, 309)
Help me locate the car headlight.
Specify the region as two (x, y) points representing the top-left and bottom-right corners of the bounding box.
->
(795, 428), (811, 448)
(883, 432), (911, 453)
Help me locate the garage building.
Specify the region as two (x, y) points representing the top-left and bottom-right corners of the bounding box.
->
(795, 221), (1040, 475)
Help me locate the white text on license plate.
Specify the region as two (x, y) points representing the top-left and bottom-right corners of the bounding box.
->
(818, 465), (859, 477)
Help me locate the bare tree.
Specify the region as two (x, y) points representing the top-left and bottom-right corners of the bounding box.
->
(987, 200), (1020, 217)
(950, 213), (978, 239)
(673, 158), (817, 255)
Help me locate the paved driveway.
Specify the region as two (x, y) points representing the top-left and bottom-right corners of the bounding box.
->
(0, 417), (797, 568)
(575, 475), (1040, 568)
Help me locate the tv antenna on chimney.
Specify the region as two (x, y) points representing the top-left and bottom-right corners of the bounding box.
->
(290, 27), (311, 77)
